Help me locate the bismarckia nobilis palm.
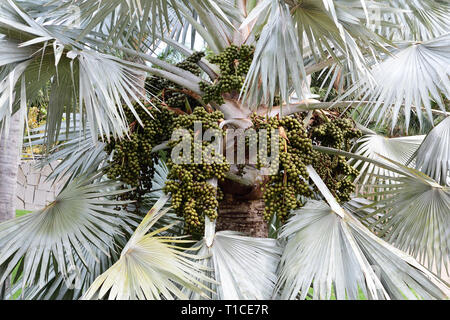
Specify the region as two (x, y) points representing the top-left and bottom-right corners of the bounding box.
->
(0, 0), (449, 300)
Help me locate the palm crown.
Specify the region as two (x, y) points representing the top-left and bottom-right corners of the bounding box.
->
(0, 0), (449, 300)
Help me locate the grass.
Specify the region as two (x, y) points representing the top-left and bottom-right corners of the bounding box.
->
(15, 210), (32, 217)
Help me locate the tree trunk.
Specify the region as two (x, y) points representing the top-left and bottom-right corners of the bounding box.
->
(0, 110), (24, 223)
(217, 178), (268, 238)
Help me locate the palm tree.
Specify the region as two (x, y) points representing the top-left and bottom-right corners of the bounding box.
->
(0, 0), (449, 300)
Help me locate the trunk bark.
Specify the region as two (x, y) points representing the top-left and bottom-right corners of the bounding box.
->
(217, 196), (267, 237)
(0, 110), (24, 223)
(217, 178), (268, 238)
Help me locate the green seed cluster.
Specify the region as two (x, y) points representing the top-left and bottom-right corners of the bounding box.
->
(145, 52), (205, 110)
(199, 44), (254, 105)
(104, 102), (175, 207)
(310, 117), (362, 203)
(164, 107), (230, 234)
(251, 114), (316, 223)
(312, 118), (362, 150)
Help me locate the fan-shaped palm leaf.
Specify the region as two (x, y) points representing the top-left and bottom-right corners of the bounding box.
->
(412, 116), (450, 185)
(0, 45), (147, 145)
(23, 115), (108, 183)
(317, 146), (450, 280)
(42, 136), (107, 185)
(0, 2), (169, 142)
(350, 133), (424, 185)
(240, 0), (307, 108)
(377, 0), (450, 41)
(240, 0), (392, 108)
(82, 196), (214, 300)
(0, 39), (34, 66)
(184, 231), (282, 300)
(291, 0), (388, 71)
(5, 163), (178, 300)
(277, 200), (378, 300)
(48, 0), (234, 54)
(343, 197), (381, 231)
(275, 166), (449, 300)
(350, 33), (450, 130)
(357, 158), (450, 278)
(0, 172), (135, 292)
(47, 0), (179, 42)
(7, 239), (125, 300)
